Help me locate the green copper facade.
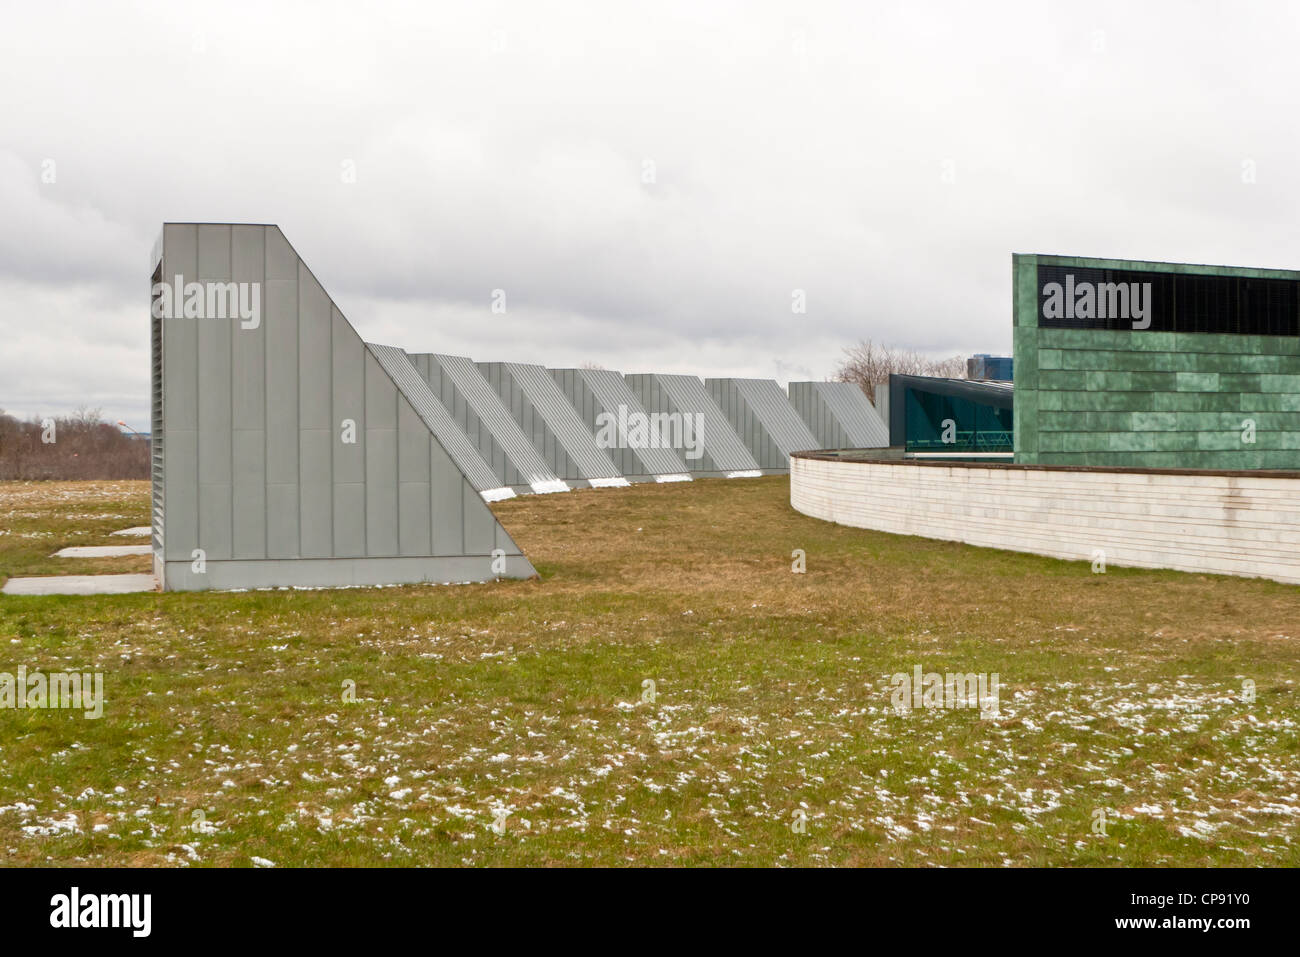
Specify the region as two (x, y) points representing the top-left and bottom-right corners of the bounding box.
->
(1014, 253), (1300, 469)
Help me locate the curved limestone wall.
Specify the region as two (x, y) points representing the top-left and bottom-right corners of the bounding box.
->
(790, 453), (1300, 585)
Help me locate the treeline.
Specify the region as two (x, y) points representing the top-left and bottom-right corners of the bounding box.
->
(835, 340), (966, 398)
(0, 409), (150, 480)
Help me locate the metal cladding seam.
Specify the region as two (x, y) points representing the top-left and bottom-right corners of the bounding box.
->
(567, 368), (692, 477)
(498, 362), (624, 480)
(813, 381), (890, 447)
(429, 353), (567, 492)
(367, 344), (510, 497)
(728, 378), (820, 455)
(642, 373), (760, 472)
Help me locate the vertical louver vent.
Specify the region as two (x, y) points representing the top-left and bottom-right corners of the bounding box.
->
(150, 263), (164, 557)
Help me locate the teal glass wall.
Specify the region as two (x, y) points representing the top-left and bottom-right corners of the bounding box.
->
(904, 386), (1014, 452)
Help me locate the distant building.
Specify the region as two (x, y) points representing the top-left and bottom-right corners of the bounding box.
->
(967, 354), (1013, 381)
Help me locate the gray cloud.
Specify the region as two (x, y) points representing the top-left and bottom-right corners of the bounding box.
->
(2, 0), (1298, 428)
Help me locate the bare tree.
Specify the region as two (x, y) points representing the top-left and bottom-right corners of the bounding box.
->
(834, 340), (966, 401)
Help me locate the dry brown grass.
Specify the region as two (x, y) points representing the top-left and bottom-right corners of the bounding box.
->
(0, 477), (1297, 867)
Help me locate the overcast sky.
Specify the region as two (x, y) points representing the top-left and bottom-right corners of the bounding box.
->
(2, 0), (1298, 428)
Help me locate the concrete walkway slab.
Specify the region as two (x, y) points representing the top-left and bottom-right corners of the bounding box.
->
(2, 574), (156, 596)
(111, 527), (152, 537)
(53, 545), (152, 558)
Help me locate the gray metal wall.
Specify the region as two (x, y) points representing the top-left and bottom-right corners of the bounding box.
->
(788, 381), (890, 449)
(368, 344), (513, 500)
(624, 373), (760, 476)
(873, 384), (890, 425)
(550, 368), (692, 481)
(151, 223), (534, 590)
(407, 353), (568, 494)
(706, 378), (819, 471)
(478, 361), (625, 485)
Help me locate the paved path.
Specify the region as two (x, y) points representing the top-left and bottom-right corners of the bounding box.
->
(2, 574), (156, 596)
(53, 545), (152, 558)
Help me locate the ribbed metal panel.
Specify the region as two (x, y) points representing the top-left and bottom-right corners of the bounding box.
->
(424, 353), (568, 493)
(818, 381), (891, 446)
(150, 223), (536, 590)
(626, 373), (759, 473)
(707, 378), (819, 469)
(480, 361), (623, 482)
(789, 381), (889, 449)
(553, 368), (691, 478)
(734, 380), (818, 454)
(368, 344), (508, 496)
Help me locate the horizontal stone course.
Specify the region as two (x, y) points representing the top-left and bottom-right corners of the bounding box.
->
(791, 456), (1300, 584)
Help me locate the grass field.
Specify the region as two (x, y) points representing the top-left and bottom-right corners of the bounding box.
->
(0, 477), (1297, 867)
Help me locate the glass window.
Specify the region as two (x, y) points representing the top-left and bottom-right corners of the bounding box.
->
(904, 387), (1013, 452)
(1037, 264), (1300, 336)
